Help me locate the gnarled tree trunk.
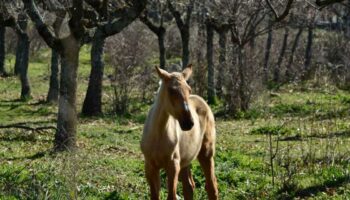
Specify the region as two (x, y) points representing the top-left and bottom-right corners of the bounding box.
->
(54, 35), (80, 151)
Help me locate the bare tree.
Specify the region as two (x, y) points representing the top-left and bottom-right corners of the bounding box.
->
(81, 0), (147, 116)
(1, 1), (31, 99)
(140, 0), (172, 69)
(22, 0), (88, 151)
(167, 0), (195, 68)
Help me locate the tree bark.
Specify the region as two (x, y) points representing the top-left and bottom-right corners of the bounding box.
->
(216, 30), (227, 98)
(206, 23), (215, 104)
(0, 25), (6, 76)
(286, 28), (303, 81)
(303, 25), (313, 80)
(47, 49), (60, 103)
(167, 0), (194, 69)
(238, 46), (249, 111)
(158, 27), (166, 69)
(15, 14), (31, 100)
(181, 26), (190, 68)
(274, 27), (289, 83)
(54, 35), (80, 151)
(263, 24), (273, 84)
(82, 32), (105, 116)
(19, 33), (30, 100)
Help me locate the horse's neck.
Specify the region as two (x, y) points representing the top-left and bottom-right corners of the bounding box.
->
(151, 90), (170, 134)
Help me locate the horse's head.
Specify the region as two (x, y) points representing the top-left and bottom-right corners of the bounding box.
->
(156, 64), (194, 131)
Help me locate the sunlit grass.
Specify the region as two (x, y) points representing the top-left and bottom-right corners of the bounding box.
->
(0, 46), (349, 199)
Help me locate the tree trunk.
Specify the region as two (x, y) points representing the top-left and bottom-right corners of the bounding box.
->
(206, 23), (215, 104)
(158, 27), (166, 69)
(228, 45), (239, 115)
(274, 27), (289, 83)
(54, 35), (80, 151)
(19, 33), (31, 100)
(263, 24), (273, 84)
(0, 25), (6, 76)
(16, 14), (31, 100)
(82, 33), (105, 116)
(216, 30), (227, 98)
(303, 26), (313, 80)
(238, 46), (249, 111)
(47, 49), (60, 103)
(14, 36), (22, 76)
(286, 28), (303, 81)
(181, 26), (190, 68)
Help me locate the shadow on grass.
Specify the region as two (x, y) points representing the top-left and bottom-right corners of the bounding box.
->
(280, 130), (350, 142)
(5, 151), (48, 161)
(292, 175), (350, 199)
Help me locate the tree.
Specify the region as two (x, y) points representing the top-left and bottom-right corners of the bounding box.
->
(167, 0), (195, 68)
(140, 0), (173, 69)
(81, 0), (147, 116)
(22, 0), (87, 151)
(1, 1), (31, 99)
(23, 0), (147, 150)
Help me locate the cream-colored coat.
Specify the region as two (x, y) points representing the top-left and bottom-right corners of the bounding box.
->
(141, 66), (218, 200)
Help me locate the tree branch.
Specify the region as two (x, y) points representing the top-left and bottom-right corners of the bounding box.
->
(22, 0), (62, 51)
(266, 0), (294, 22)
(99, 0), (146, 37)
(315, 0), (345, 7)
(167, 0), (185, 28)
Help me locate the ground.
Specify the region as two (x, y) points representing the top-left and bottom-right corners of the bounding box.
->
(0, 46), (349, 199)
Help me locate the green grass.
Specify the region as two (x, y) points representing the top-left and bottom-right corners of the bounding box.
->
(0, 46), (350, 199)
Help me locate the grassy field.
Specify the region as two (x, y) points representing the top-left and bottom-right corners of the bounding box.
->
(0, 46), (350, 199)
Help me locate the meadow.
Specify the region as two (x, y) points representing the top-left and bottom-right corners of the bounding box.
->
(0, 46), (349, 199)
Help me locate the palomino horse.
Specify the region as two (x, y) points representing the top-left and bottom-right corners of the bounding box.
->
(141, 64), (218, 200)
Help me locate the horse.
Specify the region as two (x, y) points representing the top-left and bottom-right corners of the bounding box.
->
(141, 64), (218, 200)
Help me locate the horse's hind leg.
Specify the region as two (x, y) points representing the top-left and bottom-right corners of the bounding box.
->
(180, 166), (195, 200)
(145, 161), (161, 200)
(198, 135), (218, 200)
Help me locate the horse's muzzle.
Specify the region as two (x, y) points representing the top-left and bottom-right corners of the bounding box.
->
(180, 117), (194, 131)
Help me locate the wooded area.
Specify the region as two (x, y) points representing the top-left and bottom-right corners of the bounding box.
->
(0, 0), (349, 199)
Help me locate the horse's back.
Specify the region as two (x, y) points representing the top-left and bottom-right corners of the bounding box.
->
(189, 95), (216, 156)
(189, 95), (215, 128)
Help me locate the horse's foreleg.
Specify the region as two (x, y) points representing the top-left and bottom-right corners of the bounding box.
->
(198, 143), (218, 200)
(145, 161), (161, 200)
(166, 159), (180, 200)
(180, 166), (195, 200)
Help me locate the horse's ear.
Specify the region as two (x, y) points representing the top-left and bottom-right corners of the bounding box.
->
(182, 64), (192, 80)
(155, 66), (171, 81)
